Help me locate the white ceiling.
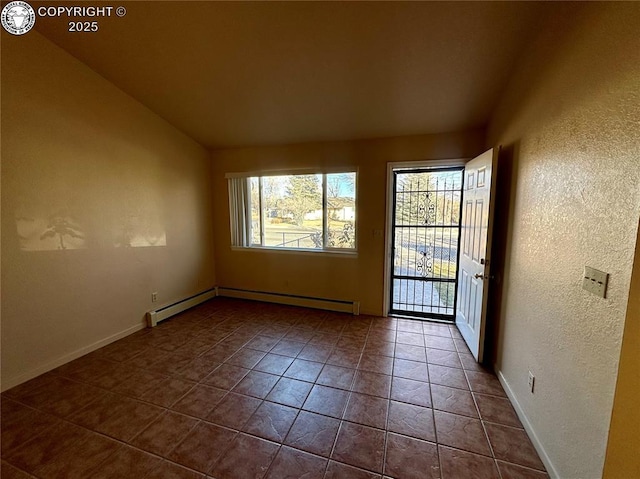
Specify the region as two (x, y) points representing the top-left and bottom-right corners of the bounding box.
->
(35, 1), (556, 149)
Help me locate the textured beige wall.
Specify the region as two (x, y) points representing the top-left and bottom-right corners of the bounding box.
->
(488, 3), (640, 478)
(1, 32), (215, 389)
(603, 227), (640, 478)
(211, 131), (485, 315)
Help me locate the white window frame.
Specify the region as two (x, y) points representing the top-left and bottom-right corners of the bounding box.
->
(227, 169), (358, 254)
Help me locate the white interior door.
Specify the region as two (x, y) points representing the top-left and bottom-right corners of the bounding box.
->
(455, 148), (498, 362)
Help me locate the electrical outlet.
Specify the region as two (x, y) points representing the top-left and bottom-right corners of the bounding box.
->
(582, 266), (609, 298)
(528, 371), (535, 394)
(151, 292), (158, 303)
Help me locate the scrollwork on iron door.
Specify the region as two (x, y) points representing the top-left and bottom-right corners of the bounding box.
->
(417, 193), (436, 225)
(416, 249), (433, 277)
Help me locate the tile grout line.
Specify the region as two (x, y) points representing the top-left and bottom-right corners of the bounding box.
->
(321, 316), (370, 477)
(424, 339), (442, 479)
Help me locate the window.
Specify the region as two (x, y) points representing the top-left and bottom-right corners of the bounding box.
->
(228, 171), (356, 251)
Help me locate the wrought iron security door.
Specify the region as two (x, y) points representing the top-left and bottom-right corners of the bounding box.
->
(390, 168), (464, 320)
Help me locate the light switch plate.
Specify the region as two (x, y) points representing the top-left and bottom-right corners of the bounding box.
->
(582, 266), (609, 298)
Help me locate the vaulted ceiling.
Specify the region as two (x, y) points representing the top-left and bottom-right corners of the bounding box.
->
(35, 1), (556, 148)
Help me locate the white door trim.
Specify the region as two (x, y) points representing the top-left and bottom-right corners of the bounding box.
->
(383, 158), (468, 317)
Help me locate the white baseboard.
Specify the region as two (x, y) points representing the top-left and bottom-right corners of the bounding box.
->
(217, 287), (360, 315)
(147, 288), (218, 327)
(1, 322), (146, 392)
(2, 287), (355, 392)
(496, 369), (560, 479)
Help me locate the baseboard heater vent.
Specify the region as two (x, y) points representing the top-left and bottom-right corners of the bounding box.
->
(217, 287), (360, 315)
(146, 288), (218, 327)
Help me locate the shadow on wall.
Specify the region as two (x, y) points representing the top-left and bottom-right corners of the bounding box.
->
(485, 141), (520, 369)
(16, 213), (86, 251)
(13, 185), (167, 251)
(15, 210), (167, 251)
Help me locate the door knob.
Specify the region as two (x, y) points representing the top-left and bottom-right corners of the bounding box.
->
(474, 273), (494, 280)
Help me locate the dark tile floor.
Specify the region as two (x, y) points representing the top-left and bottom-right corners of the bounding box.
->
(1, 298), (549, 478)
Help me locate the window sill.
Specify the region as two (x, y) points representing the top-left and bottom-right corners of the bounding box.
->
(230, 246), (358, 258)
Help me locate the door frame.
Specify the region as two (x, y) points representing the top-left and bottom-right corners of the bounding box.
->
(383, 158), (468, 317)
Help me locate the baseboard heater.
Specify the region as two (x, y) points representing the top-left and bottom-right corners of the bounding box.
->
(146, 288), (218, 327)
(217, 287), (360, 315)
